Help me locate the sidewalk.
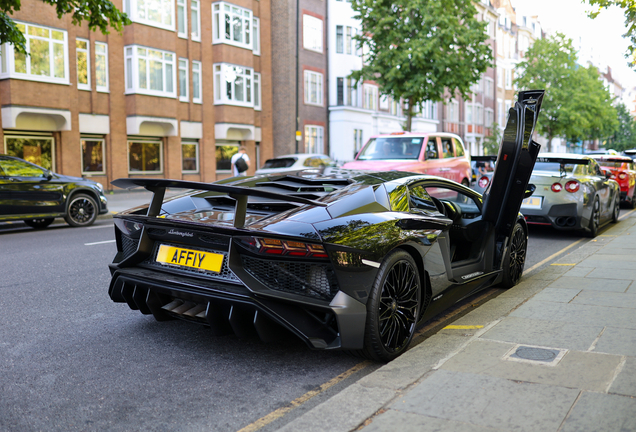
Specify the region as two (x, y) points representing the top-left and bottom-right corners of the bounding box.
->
(280, 212), (636, 432)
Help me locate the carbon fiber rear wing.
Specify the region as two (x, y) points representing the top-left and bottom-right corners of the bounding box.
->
(590, 157), (633, 164)
(471, 155), (498, 162)
(111, 178), (328, 228)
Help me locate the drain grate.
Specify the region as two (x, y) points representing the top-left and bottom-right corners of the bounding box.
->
(504, 344), (567, 366)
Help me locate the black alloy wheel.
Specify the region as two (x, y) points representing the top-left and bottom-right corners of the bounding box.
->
(500, 222), (527, 288)
(359, 250), (421, 362)
(587, 197), (601, 238)
(24, 218), (55, 229)
(65, 194), (98, 227)
(612, 194), (620, 223)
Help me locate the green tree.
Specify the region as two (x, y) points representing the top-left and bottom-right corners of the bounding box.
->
(1, 0), (130, 54)
(608, 103), (636, 150)
(515, 33), (617, 151)
(585, 0), (636, 65)
(482, 122), (501, 155)
(349, 0), (493, 131)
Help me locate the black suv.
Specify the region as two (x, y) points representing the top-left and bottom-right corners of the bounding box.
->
(0, 155), (108, 228)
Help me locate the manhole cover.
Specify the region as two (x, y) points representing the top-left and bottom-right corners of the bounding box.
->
(513, 346), (559, 362)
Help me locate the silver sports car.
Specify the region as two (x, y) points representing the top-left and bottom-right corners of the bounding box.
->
(520, 153), (621, 237)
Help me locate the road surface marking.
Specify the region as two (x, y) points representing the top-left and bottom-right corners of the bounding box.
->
(237, 361), (370, 432)
(524, 239), (584, 274)
(84, 240), (116, 246)
(443, 325), (484, 330)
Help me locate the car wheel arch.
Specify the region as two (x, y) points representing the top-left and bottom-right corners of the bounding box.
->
(393, 244), (432, 315)
(66, 188), (100, 212)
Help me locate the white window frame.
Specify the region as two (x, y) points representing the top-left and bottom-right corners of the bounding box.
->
(303, 14), (323, 53)
(335, 25), (343, 54)
(95, 42), (109, 92)
(0, 21), (69, 85)
(485, 77), (494, 99)
(497, 99), (504, 126)
(505, 68), (512, 89)
(304, 70), (323, 106)
(179, 58), (189, 101)
(80, 137), (106, 175)
(448, 100), (459, 122)
(191, 0), (201, 41)
(124, 0), (175, 31)
(127, 139), (163, 174)
(254, 72), (261, 111)
(466, 103), (473, 124)
(124, 45), (176, 98)
(212, 2), (253, 50)
(181, 140), (199, 173)
(76, 38), (90, 91)
(485, 108), (494, 128)
(363, 84), (378, 110)
(345, 26), (352, 55)
(177, 0), (188, 38)
(192, 60), (202, 103)
(304, 125), (324, 153)
(252, 17), (260, 55)
(214, 62), (254, 107)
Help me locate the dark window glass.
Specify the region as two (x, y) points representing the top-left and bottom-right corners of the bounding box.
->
(128, 141), (161, 172)
(336, 26), (343, 53)
(216, 144), (238, 171)
(262, 157), (297, 168)
(5, 136), (53, 170)
(425, 138), (439, 159)
(337, 77), (344, 105)
(81, 139), (105, 173)
(0, 158), (45, 177)
(441, 137), (454, 158)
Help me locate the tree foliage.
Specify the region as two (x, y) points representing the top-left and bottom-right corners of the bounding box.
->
(585, 0), (636, 65)
(0, 0), (130, 54)
(349, 0), (493, 131)
(608, 103), (636, 150)
(515, 33), (618, 150)
(482, 122), (501, 155)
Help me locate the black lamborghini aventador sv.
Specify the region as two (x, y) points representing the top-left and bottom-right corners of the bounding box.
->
(108, 91), (544, 362)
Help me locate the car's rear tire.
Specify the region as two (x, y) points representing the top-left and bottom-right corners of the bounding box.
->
(499, 222), (527, 288)
(357, 250), (421, 362)
(24, 218), (55, 229)
(65, 194), (98, 227)
(612, 194), (620, 223)
(587, 197), (600, 238)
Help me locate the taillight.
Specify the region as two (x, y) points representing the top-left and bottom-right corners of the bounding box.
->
(239, 237), (329, 258)
(619, 173), (627, 180)
(551, 183), (563, 193)
(564, 181), (579, 193)
(478, 176), (489, 189)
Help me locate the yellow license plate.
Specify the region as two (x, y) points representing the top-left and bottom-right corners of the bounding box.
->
(521, 197), (542, 208)
(156, 245), (224, 273)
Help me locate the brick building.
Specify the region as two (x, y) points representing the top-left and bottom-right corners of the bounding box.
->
(0, 0), (273, 190)
(270, 0), (328, 157)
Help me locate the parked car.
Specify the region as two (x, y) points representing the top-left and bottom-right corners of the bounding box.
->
(521, 153), (621, 237)
(622, 149), (636, 161)
(590, 155), (636, 209)
(0, 155), (108, 228)
(255, 153), (335, 175)
(341, 132), (472, 186)
(106, 91), (544, 362)
(471, 155), (497, 194)
(585, 149), (618, 155)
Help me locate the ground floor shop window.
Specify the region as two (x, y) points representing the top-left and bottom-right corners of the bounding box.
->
(182, 140), (199, 173)
(215, 140), (239, 171)
(128, 139), (162, 173)
(81, 137), (105, 174)
(4, 134), (54, 170)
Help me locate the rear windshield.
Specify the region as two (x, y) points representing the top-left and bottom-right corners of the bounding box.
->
(357, 137), (423, 160)
(534, 162), (586, 175)
(262, 157), (297, 169)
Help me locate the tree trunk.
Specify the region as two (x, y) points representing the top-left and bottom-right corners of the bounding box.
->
(406, 98), (414, 132)
(547, 135), (553, 152)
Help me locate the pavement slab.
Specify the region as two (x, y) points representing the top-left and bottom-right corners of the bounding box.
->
(362, 410), (506, 432)
(511, 300), (636, 330)
(481, 316), (604, 352)
(391, 369), (579, 432)
(277, 384), (396, 432)
(581, 267), (636, 281)
(530, 287), (581, 303)
(545, 276), (631, 293)
(439, 340), (622, 392)
(594, 327), (636, 357)
(560, 392), (636, 432)
(562, 266), (594, 278)
(609, 356), (636, 397)
(571, 291), (636, 309)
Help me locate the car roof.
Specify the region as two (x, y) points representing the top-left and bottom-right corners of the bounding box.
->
(369, 132), (462, 139)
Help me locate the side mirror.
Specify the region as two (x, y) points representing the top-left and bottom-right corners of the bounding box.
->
(524, 184), (536, 199)
(43, 170), (53, 180)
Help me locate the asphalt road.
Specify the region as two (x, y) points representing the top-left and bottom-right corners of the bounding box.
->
(0, 217), (601, 431)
